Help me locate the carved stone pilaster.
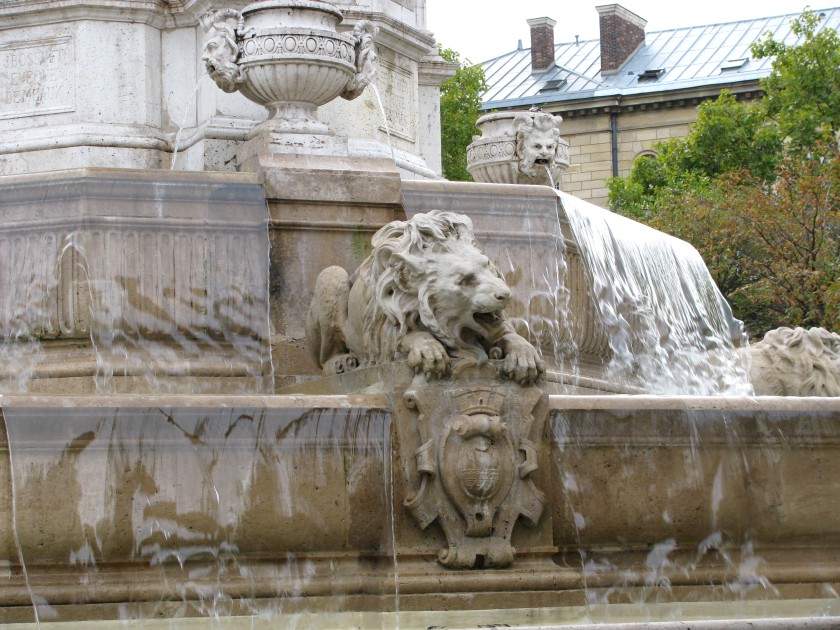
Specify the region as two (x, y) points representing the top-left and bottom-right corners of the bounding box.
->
(396, 362), (548, 569)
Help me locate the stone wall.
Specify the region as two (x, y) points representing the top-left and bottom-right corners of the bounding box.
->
(557, 106), (697, 207)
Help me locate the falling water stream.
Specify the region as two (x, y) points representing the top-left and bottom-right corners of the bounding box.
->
(170, 75), (208, 170)
(555, 190), (751, 395)
(2, 420), (40, 627)
(369, 84), (397, 164)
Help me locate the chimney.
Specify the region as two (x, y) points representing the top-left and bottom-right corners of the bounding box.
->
(596, 4), (647, 75)
(527, 17), (556, 73)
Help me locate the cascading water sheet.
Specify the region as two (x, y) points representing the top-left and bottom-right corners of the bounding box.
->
(556, 191), (751, 395)
(0, 171), (274, 394)
(1, 400), (396, 624)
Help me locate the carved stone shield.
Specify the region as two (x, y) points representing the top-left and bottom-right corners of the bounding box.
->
(399, 363), (547, 569)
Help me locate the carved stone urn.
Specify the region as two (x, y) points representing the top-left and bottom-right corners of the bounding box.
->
(201, 1), (378, 135)
(467, 111), (570, 187)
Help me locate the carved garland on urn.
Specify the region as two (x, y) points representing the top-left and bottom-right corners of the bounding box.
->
(238, 31), (356, 63)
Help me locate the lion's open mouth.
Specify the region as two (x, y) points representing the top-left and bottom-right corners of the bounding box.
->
(474, 311), (502, 328)
(534, 158), (551, 165)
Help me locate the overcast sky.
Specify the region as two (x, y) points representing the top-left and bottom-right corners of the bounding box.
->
(426, 1), (814, 64)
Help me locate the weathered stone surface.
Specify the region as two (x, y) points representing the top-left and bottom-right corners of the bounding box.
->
(0, 0), (446, 177)
(748, 326), (840, 396)
(0, 394), (839, 623)
(0, 169), (273, 394)
(397, 362), (549, 569)
(306, 210), (545, 384)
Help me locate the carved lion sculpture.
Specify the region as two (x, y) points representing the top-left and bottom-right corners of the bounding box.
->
(306, 210), (545, 384)
(514, 111), (562, 179)
(749, 326), (840, 396)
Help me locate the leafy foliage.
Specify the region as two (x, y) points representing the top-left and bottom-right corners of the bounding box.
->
(651, 147), (839, 334)
(752, 10), (840, 152)
(606, 10), (840, 334)
(607, 91), (782, 218)
(439, 46), (487, 181)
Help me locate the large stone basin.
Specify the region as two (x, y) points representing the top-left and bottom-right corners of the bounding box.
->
(1, 388), (839, 626)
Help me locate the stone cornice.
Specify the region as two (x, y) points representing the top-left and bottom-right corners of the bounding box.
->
(340, 8), (435, 59)
(0, 0), (251, 29)
(418, 54), (457, 87)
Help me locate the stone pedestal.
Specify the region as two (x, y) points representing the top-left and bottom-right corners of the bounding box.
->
(0, 0), (450, 178)
(0, 168), (274, 394)
(243, 132), (406, 387)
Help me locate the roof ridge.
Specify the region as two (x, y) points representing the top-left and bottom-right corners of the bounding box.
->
(638, 6), (836, 36)
(503, 6), (838, 52)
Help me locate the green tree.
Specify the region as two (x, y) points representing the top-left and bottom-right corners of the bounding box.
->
(649, 147), (840, 333)
(439, 46), (487, 181)
(605, 8), (840, 333)
(607, 91), (781, 218)
(752, 10), (840, 152)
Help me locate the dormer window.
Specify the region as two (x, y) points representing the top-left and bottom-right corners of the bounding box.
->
(637, 68), (665, 82)
(720, 58), (749, 72)
(538, 78), (567, 93)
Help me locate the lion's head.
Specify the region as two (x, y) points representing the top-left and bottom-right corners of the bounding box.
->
(749, 326), (840, 396)
(514, 112), (562, 179)
(355, 210), (515, 364)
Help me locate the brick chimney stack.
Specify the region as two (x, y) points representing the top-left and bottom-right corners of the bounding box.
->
(527, 17), (556, 73)
(596, 4), (647, 75)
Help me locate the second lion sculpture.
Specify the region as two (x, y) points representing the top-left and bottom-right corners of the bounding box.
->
(306, 210), (545, 384)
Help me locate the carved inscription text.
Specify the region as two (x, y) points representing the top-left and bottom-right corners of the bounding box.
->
(379, 60), (415, 141)
(0, 36), (74, 119)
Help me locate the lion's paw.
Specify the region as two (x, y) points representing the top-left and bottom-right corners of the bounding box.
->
(407, 337), (450, 380)
(500, 343), (545, 385)
(323, 353), (360, 375)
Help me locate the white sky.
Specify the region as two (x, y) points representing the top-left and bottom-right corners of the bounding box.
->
(426, 1), (814, 64)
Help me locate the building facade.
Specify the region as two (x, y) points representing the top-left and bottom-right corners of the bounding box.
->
(480, 5), (840, 207)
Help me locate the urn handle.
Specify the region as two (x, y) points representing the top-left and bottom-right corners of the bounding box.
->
(341, 21), (379, 101)
(200, 9), (248, 94)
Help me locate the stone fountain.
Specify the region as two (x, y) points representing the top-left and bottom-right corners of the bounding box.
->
(1, 1), (840, 628)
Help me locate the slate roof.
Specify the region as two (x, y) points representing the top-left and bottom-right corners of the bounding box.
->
(481, 7), (840, 111)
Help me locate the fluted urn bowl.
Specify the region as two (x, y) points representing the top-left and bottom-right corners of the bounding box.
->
(237, 0), (357, 133)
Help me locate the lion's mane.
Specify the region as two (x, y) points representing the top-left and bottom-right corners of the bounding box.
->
(749, 326), (840, 396)
(353, 210), (481, 365)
